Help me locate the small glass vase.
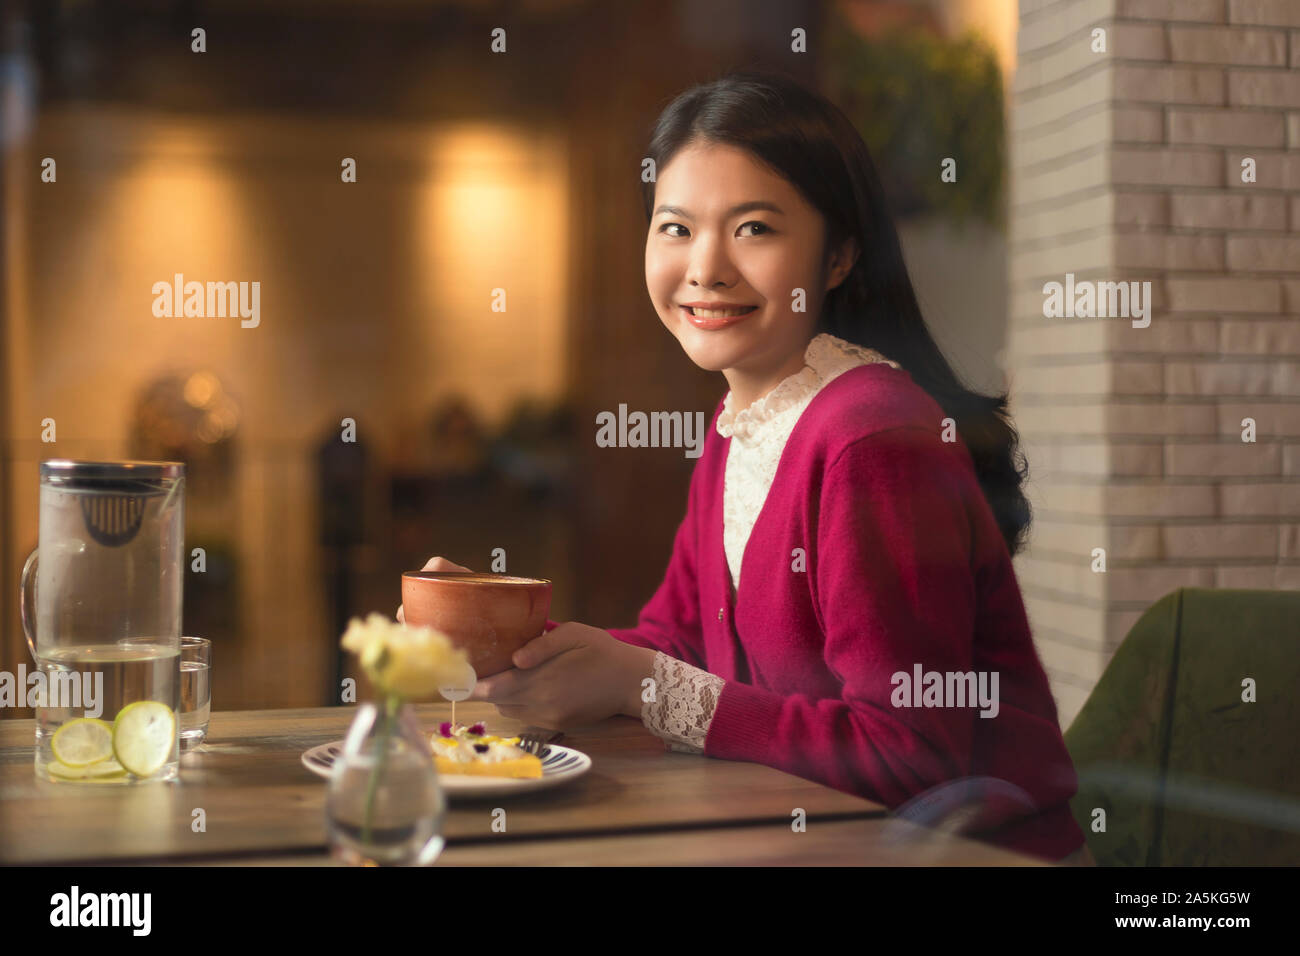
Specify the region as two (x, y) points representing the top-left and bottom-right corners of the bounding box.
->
(326, 699), (446, 866)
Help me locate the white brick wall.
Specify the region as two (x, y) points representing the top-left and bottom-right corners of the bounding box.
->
(1008, 0), (1300, 729)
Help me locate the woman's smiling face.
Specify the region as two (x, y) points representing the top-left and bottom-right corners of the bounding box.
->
(645, 139), (857, 408)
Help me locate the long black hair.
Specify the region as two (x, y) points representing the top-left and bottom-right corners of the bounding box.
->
(640, 70), (1032, 558)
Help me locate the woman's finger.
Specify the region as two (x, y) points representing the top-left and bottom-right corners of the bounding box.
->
(471, 668), (525, 702)
(512, 628), (574, 669)
(423, 556), (472, 573)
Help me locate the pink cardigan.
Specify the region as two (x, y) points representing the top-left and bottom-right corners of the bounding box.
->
(550, 362), (1085, 861)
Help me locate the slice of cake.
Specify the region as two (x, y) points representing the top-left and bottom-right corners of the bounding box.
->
(429, 721), (544, 778)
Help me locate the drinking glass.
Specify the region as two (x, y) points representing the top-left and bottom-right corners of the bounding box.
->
(179, 637), (211, 752)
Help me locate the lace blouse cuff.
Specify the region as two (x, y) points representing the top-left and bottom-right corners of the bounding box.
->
(641, 651), (726, 754)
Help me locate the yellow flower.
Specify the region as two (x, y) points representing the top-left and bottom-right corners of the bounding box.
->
(340, 613), (469, 700)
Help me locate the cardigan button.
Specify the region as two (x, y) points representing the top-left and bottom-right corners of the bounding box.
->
(717, 607), (724, 621)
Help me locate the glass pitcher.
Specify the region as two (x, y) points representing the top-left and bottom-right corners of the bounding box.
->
(20, 460), (185, 784)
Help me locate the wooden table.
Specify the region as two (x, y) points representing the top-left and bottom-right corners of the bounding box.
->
(0, 702), (1044, 866)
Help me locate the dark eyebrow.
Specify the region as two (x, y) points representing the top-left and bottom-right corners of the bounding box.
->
(652, 201), (785, 219)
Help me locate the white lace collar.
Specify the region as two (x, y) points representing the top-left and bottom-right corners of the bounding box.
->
(716, 332), (900, 444)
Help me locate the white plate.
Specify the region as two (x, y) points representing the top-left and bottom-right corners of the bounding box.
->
(301, 739), (591, 798)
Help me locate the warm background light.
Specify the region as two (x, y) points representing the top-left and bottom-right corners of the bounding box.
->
(4, 108), (570, 708)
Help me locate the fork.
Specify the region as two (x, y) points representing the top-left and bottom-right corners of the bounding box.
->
(517, 729), (563, 756)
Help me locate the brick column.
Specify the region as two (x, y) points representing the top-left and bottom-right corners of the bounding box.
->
(1007, 0), (1300, 727)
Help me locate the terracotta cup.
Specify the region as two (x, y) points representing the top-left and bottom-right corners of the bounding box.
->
(400, 571), (552, 679)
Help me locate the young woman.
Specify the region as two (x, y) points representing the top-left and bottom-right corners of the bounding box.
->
(406, 71), (1091, 864)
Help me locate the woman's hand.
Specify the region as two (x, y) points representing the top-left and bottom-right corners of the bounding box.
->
(469, 622), (657, 731)
(396, 556), (471, 622)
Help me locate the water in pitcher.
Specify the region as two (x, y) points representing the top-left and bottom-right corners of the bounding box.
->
(35, 643), (180, 784)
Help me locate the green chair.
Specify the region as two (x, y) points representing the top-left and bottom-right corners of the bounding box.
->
(1063, 587), (1300, 866)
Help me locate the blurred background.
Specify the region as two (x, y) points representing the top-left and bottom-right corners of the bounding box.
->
(2, 0), (1296, 725)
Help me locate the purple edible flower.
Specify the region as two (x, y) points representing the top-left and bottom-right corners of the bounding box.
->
(439, 721), (453, 738)
(469, 722), (486, 735)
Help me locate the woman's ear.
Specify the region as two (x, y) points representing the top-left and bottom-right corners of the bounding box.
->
(826, 237), (859, 292)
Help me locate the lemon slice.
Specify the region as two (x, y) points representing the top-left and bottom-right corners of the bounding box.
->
(48, 758), (128, 781)
(112, 701), (176, 777)
(51, 718), (114, 767)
